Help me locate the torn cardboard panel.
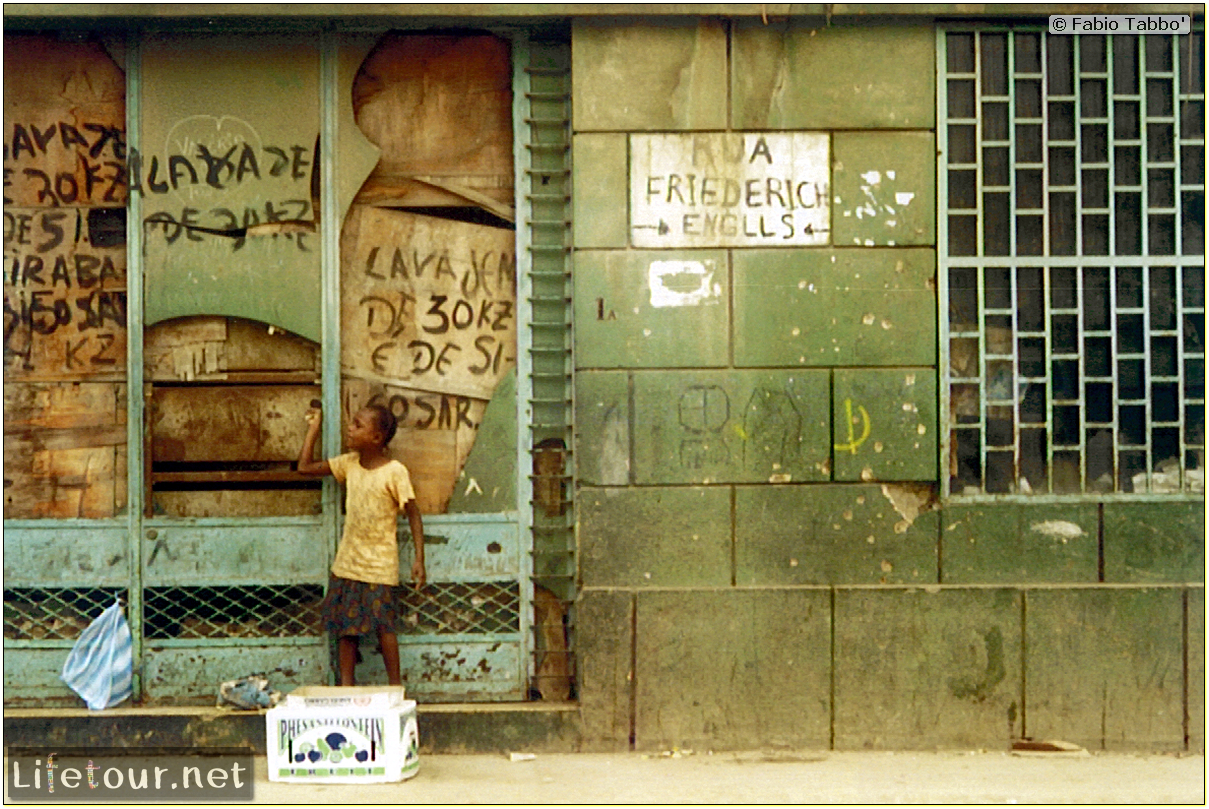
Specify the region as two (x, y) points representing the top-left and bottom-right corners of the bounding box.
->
(352, 33), (514, 214)
(340, 206), (516, 401)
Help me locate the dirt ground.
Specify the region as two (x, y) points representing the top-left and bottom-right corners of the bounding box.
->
(253, 750), (1205, 804)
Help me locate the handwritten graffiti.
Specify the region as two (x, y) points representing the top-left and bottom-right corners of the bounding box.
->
(666, 382), (827, 475)
(678, 384), (732, 468)
(3, 121), (127, 207)
(3, 209), (126, 376)
(834, 398), (872, 454)
(742, 388), (803, 467)
(353, 234), (516, 386)
(128, 143), (313, 196)
(143, 199), (313, 252)
(367, 390), (478, 431)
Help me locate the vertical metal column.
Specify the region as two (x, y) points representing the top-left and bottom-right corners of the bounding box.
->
(124, 30), (145, 700)
(319, 30), (342, 574)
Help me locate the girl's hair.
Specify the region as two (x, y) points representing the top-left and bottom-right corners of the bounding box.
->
(365, 404), (398, 446)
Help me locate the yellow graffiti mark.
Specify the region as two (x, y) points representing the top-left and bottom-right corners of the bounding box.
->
(834, 398), (871, 454)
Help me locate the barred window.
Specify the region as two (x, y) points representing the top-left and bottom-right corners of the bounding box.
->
(941, 29), (1205, 497)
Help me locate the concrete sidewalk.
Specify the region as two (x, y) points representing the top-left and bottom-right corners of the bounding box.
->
(253, 750), (1205, 804)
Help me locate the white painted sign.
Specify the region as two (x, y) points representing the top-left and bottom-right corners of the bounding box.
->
(630, 133), (830, 248)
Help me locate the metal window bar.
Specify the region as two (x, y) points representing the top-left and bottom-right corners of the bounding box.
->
(940, 26), (1205, 500)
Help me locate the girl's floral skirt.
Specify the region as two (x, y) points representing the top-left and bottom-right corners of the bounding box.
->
(320, 575), (399, 637)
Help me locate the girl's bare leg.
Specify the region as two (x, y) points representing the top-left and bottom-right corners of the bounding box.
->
(338, 635), (358, 685)
(377, 627), (402, 686)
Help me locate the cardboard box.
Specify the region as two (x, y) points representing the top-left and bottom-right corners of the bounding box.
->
(267, 687), (419, 783)
(286, 685), (408, 710)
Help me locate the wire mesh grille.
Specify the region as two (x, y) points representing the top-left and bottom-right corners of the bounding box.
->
(143, 585), (325, 639)
(942, 28), (1206, 496)
(3, 588), (125, 641)
(400, 582), (519, 635)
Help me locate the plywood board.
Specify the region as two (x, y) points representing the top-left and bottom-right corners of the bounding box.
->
(352, 33), (513, 210)
(144, 316), (318, 381)
(4, 207), (127, 381)
(3, 381), (126, 518)
(3, 443), (119, 519)
(340, 206), (516, 400)
(150, 384), (319, 463)
(153, 489), (320, 518)
(3, 35), (126, 209)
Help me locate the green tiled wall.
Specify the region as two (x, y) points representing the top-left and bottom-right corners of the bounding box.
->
(575, 371), (630, 487)
(833, 588), (1023, 749)
(633, 589), (831, 751)
(833, 131), (937, 246)
(579, 487), (732, 587)
(1024, 588), (1185, 751)
(941, 504), (1099, 583)
(576, 589), (634, 748)
(832, 368), (938, 481)
(731, 20), (935, 130)
(569, 16), (1202, 755)
(574, 250), (730, 368)
(1103, 502), (1206, 583)
(735, 484), (938, 585)
(572, 19), (727, 131)
(1190, 588), (1205, 752)
(572, 133), (629, 248)
(733, 248), (936, 367)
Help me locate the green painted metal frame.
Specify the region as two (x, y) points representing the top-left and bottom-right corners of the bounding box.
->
(4, 21), (560, 704)
(512, 30), (539, 687)
(938, 25), (1206, 503)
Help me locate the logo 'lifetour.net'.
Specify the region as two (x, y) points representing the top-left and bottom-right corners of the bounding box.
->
(6, 748), (253, 802)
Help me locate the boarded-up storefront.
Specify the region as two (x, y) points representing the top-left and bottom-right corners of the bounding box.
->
(4, 25), (575, 706)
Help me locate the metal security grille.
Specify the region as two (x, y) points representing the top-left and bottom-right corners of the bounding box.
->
(520, 38), (576, 700)
(143, 585), (324, 640)
(940, 28), (1206, 497)
(4, 588), (126, 641)
(400, 582), (520, 635)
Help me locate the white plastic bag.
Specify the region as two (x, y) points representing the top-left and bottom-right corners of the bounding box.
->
(60, 599), (133, 710)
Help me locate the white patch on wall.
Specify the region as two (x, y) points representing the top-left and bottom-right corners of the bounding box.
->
(1029, 520), (1087, 540)
(648, 260), (721, 308)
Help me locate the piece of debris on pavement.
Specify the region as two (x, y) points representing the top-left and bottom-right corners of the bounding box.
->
(1010, 738), (1090, 757)
(508, 752), (536, 762)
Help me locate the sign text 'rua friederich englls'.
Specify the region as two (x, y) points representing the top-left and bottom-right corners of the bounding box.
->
(630, 132), (830, 248)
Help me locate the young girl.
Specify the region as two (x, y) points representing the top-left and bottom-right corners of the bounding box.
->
(297, 402), (426, 686)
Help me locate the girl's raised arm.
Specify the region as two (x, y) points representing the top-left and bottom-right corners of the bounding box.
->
(296, 406), (332, 476)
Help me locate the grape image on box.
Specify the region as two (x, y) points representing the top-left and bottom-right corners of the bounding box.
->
(297, 400), (426, 685)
